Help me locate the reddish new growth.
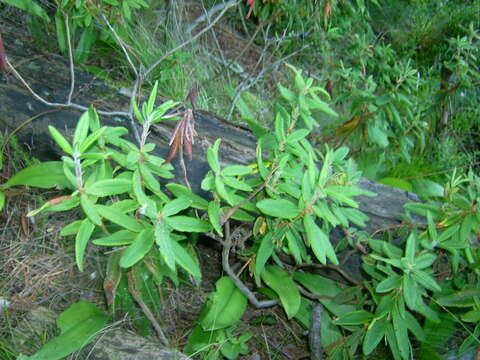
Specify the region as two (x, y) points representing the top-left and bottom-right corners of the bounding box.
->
(247, 0), (255, 18)
(162, 82), (200, 165)
(0, 33), (8, 72)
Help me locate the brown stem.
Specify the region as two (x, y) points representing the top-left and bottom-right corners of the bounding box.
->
(127, 271), (169, 346)
(222, 221), (277, 308)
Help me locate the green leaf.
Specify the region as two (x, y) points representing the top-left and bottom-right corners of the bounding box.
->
(73, 110), (91, 148)
(161, 197), (192, 217)
(75, 219), (95, 272)
(437, 288), (480, 307)
(20, 301), (108, 360)
(221, 165), (252, 177)
(74, 26), (97, 64)
(48, 126), (73, 155)
(215, 177), (233, 205)
(172, 241), (201, 278)
(147, 81), (159, 114)
(207, 139), (221, 173)
(261, 265), (300, 319)
(402, 274), (419, 310)
(80, 194), (101, 226)
(363, 316), (388, 356)
(96, 205), (143, 232)
(286, 129), (310, 144)
(119, 228), (154, 268)
(166, 183), (208, 210)
(392, 308), (411, 359)
(305, 96), (338, 117)
(278, 83), (296, 102)
(132, 169), (148, 204)
(304, 215), (338, 265)
(3, 0), (49, 21)
(85, 179), (132, 197)
(79, 127), (106, 153)
(93, 230), (136, 246)
(341, 207), (369, 227)
(313, 201), (338, 227)
(294, 272), (356, 316)
(60, 220), (82, 236)
(379, 177), (413, 192)
(334, 310), (373, 325)
(367, 122), (389, 148)
(376, 274), (402, 293)
(0, 191), (5, 211)
(325, 186), (359, 208)
(257, 199), (299, 219)
(5, 162), (71, 189)
(155, 221), (175, 271)
(255, 233), (275, 286)
(412, 269), (441, 292)
(165, 216), (212, 232)
(208, 200), (223, 236)
(405, 232), (416, 263)
(223, 176), (252, 192)
(460, 214), (474, 242)
(285, 230), (303, 264)
(200, 277), (247, 331)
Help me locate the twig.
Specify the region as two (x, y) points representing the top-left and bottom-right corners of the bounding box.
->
(309, 303), (323, 360)
(370, 222), (420, 238)
(223, 221), (277, 308)
(223, 165), (278, 223)
(187, 0), (237, 33)
(127, 271), (169, 346)
(297, 285), (334, 301)
(178, 145), (192, 190)
(101, 13), (139, 78)
(6, 58), (129, 117)
(295, 263), (361, 286)
(64, 13), (75, 104)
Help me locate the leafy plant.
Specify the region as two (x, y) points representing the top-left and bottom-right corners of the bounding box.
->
(3, 61), (480, 360)
(17, 301), (108, 360)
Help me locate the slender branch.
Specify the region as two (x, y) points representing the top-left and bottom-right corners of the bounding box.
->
(127, 271), (169, 346)
(101, 13), (139, 78)
(223, 165), (278, 223)
(223, 221), (277, 308)
(297, 285), (334, 301)
(64, 13), (75, 105)
(6, 58), (129, 117)
(187, 0), (237, 33)
(309, 303), (323, 360)
(295, 263), (362, 286)
(178, 145), (192, 190)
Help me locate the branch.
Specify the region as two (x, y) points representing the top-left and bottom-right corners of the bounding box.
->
(101, 13), (139, 78)
(295, 263), (362, 286)
(64, 13), (75, 105)
(6, 58), (129, 117)
(223, 165), (278, 223)
(187, 0), (237, 34)
(309, 303), (323, 360)
(223, 221), (277, 308)
(127, 271), (169, 346)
